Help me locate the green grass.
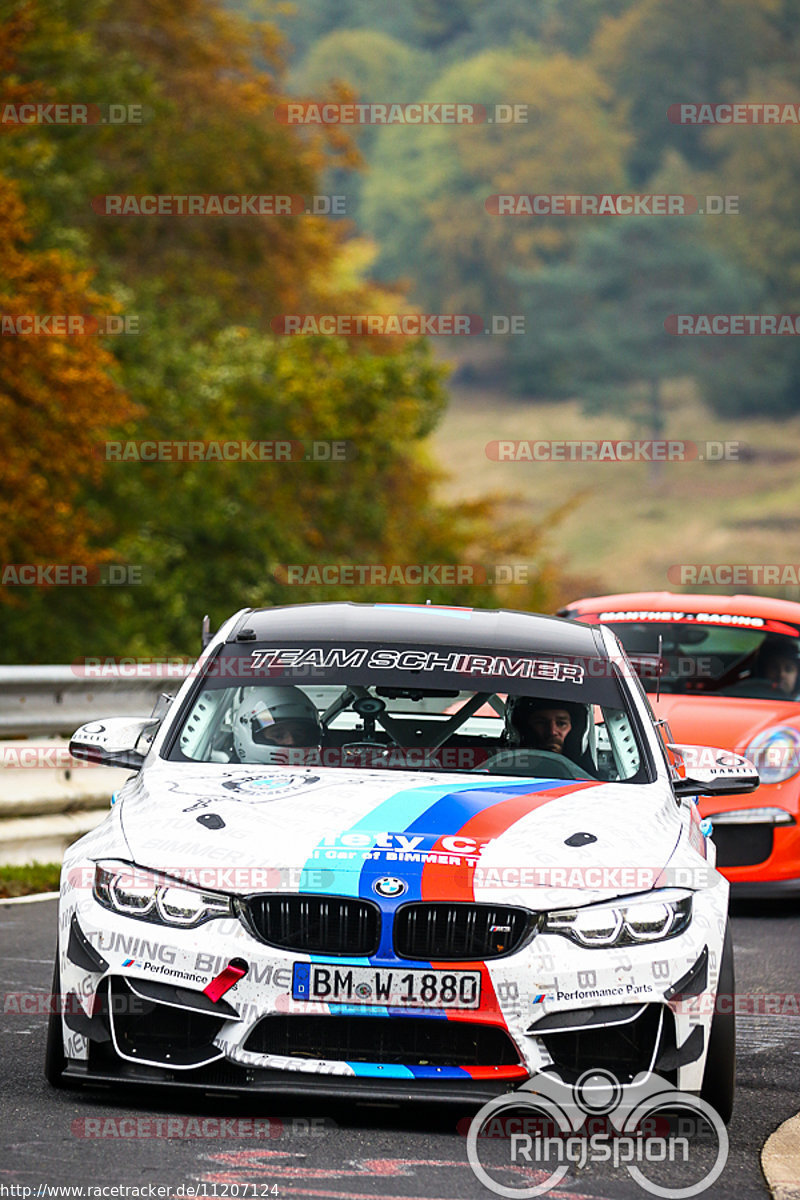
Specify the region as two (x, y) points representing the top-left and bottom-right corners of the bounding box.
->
(428, 366), (800, 604)
(0, 863), (61, 898)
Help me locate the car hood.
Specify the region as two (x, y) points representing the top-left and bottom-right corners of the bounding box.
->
(116, 761), (685, 907)
(651, 694), (800, 752)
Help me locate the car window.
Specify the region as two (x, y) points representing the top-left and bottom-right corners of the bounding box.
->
(580, 615), (800, 699)
(167, 642), (652, 783)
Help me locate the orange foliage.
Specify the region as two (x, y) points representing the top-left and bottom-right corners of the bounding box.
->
(0, 175), (139, 575)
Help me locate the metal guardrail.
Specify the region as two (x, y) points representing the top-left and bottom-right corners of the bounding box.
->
(0, 664), (191, 737)
(0, 666), (490, 865)
(0, 666), (192, 865)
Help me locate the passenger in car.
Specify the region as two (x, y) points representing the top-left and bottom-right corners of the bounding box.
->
(232, 686), (323, 763)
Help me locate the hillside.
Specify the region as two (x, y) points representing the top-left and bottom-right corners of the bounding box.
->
(429, 368), (800, 605)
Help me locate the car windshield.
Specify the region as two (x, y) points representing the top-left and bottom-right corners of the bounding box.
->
(167, 639), (651, 783)
(583, 610), (800, 699)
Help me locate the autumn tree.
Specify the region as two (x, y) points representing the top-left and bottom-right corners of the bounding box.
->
(0, 0), (565, 659)
(509, 217), (776, 436)
(0, 175), (138, 572)
(590, 0), (783, 182)
(361, 49), (630, 314)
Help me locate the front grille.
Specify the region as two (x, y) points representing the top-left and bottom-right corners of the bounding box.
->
(712, 823), (773, 867)
(394, 903), (533, 960)
(244, 1015), (520, 1066)
(240, 895), (380, 956)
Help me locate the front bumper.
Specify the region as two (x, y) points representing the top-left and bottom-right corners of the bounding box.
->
(705, 789), (800, 892)
(58, 868), (727, 1098)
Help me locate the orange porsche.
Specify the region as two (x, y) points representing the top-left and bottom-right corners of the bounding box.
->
(559, 592), (800, 896)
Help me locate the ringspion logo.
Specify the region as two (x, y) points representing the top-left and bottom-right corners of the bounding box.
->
(467, 1070), (728, 1197)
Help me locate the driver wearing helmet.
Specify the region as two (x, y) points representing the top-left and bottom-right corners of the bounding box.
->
(504, 695), (591, 767)
(755, 638), (800, 698)
(232, 686), (322, 764)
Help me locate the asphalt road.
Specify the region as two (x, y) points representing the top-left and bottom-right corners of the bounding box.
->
(2, 896), (799, 1200)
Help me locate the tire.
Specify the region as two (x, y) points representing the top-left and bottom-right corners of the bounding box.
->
(44, 953), (68, 1088)
(700, 924), (735, 1124)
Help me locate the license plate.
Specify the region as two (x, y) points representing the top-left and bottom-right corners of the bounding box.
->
(292, 963), (481, 1009)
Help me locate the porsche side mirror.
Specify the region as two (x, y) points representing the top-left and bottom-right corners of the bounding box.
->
(668, 743), (760, 797)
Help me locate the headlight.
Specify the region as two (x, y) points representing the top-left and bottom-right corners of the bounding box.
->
(93, 860), (233, 928)
(543, 890), (692, 948)
(744, 727), (800, 785)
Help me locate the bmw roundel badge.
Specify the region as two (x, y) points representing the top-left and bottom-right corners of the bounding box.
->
(373, 876), (407, 898)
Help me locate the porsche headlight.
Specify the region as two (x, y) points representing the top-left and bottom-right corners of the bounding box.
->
(744, 727), (800, 785)
(543, 890), (692, 948)
(93, 860), (233, 928)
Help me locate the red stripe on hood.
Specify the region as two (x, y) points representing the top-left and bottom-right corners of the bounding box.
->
(421, 780), (603, 902)
(421, 780), (603, 1029)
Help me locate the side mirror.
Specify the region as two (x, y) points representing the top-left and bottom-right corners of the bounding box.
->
(667, 743), (760, 797)
(69, 716), (160, 770)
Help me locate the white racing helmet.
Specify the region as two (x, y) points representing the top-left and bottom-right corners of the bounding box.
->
(232, 686), (322, 764)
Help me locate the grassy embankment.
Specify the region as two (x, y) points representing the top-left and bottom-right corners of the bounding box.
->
(430, 367), (800, 603)
(0, 863), (61, 898)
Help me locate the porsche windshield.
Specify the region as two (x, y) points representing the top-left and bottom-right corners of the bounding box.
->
(592, 613), (800, 699)
(167, 640), (651, 783)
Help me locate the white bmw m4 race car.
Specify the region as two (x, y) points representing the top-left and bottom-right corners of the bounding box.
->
(47, 603), (758, 1121)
